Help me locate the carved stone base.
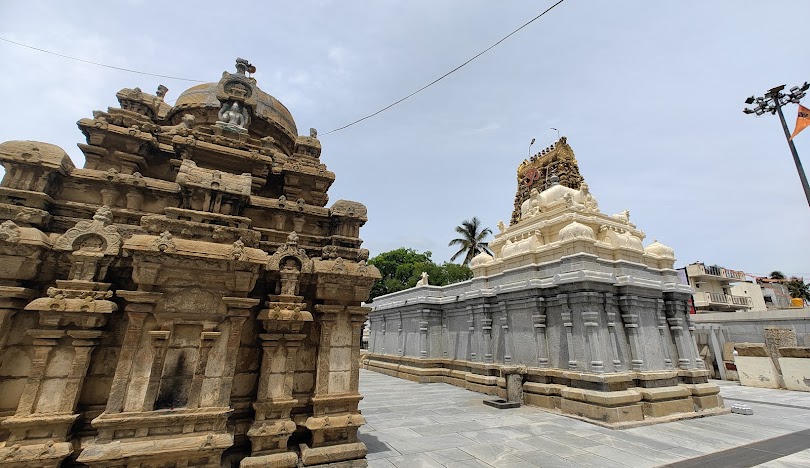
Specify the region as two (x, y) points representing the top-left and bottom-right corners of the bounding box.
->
(299, 442), (367, 467)
(364, 354), (726, 427)
(240, 451), (298, 467)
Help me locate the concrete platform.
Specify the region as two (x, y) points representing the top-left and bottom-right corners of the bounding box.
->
(359, 369), (810, 467)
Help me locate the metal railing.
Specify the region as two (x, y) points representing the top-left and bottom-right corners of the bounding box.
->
(702, 292), (752, 307)
(695, 264), (746, 281)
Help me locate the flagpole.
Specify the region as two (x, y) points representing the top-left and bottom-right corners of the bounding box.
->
(774, 103), (810, 208)
(744, 82), (810, 209)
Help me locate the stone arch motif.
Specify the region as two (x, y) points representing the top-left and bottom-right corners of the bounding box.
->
(53, 206), (121, 255)
(267, 232), (313, 273)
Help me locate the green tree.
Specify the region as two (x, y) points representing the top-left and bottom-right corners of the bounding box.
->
(448, 217), (493, 266)
(786, 277), (810, 302)
(367, 248), (472, 302)
(769, 271), (786, 280)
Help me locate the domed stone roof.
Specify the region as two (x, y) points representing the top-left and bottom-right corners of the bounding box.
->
(644, 239), (675, 258)
(470, 251), (494, 267)
(559, 221), (595, 241)
(166, 59), (298, 152)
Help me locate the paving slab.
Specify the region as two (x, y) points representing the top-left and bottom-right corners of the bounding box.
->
(359, 370), (810, 467)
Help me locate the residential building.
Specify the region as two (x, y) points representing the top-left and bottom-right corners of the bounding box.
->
(683, 262), (765, 312)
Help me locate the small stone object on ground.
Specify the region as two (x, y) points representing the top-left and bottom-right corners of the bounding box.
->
(730, 403), (754, 415)
(483, 398), (520, 409)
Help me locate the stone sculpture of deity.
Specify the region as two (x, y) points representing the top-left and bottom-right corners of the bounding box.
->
(218, 101), (249, 128)
(279, 258), (301, 297)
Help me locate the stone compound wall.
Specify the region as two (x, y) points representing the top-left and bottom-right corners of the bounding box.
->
(0, 60), (379, 468)
(367, 253), (726, 427)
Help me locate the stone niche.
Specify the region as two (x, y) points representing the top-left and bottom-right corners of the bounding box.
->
(0, 59), (379, 468)
(366, 138), (726, 427)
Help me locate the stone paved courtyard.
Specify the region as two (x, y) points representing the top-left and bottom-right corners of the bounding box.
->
(358, 369), (810, 468)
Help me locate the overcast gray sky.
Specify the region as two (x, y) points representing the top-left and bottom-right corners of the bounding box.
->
(1, 0), (808, 278)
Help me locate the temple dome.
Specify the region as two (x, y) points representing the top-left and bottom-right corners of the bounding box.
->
(644, 239), (675, 258)
(166, 61), (299, 153)
(559, 221), (595, 241)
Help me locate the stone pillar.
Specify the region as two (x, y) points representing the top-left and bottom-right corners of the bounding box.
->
(243, 297), (309, 468)
(618, 295), (644, 371)
(655, 299), (674, 369)
(301, 304), (367, 467)
(214, 308), (250, 407)
(397, 311), (403, 356)
(380, 315), (386, 354)
(664, 299), (693, 370)
(604, 293), (622, 372)
(187, 329), (222, 408)
(467, 305), (477, 362)
(530, 297), (549, 368)
(558, 294), (577, 370)
(142, 328), (172, 411)
(104, 291), (161, 414)
(0, 279), (114, 467)
(499, 301), (512, 365)
(419, 311), (429, 358)
(480, 304), (494, 363)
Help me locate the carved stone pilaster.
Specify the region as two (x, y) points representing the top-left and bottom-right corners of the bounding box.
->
(530, 297), (548, 367)
(618, 295), (644, 371)
(604, 292), (622, 371)
(558, 294), (577, 370)
(655, 299), (674, 369)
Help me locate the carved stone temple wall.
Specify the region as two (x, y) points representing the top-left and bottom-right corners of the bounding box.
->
(366, 138), (726, 427)
(0, 59), (379, 468)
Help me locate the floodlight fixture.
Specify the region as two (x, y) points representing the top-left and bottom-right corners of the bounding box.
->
(743, 82), (810, 208)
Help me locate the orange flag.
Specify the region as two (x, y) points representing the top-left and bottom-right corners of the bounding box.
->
(790, 104), (810, 140)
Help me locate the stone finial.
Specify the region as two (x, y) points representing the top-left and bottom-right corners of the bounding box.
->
(287, 231), (299, 245)
(235, 58), (255, 75)
(93, 205), (114, 225)
(310, 128), (318, 138)
(156, 85), (168, 100)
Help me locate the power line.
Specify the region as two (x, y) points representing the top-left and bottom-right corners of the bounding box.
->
(0, 37), (206, 83)
(322, 0), (567, 135)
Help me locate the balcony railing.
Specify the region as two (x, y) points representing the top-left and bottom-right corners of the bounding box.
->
(699, 292), (752, 308)
(694, 264), (746, 281)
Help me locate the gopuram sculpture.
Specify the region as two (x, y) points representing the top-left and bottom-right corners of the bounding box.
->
(0, 59), (380, 468)
(366, 137), (726, 427)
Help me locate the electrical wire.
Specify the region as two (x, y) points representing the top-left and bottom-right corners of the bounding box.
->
(0, 37), (206, 83)
(322, 0), (567, 135)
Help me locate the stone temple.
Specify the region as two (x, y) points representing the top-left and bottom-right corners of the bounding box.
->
(0, 59), (380, 467)
(365, 137), (726, 427)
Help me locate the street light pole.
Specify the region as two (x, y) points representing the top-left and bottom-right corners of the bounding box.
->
(744, 83), (810, 208)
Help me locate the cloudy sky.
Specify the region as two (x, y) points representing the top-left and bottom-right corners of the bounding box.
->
(1, 1), (808, 278)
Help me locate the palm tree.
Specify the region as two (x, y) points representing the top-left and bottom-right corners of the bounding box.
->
(448, 217), (493, 266)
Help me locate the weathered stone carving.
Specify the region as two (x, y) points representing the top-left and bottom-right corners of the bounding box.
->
(0, 59), (379, 467)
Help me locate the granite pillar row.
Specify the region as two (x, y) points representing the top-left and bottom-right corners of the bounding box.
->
(618, 295), (645, 371)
